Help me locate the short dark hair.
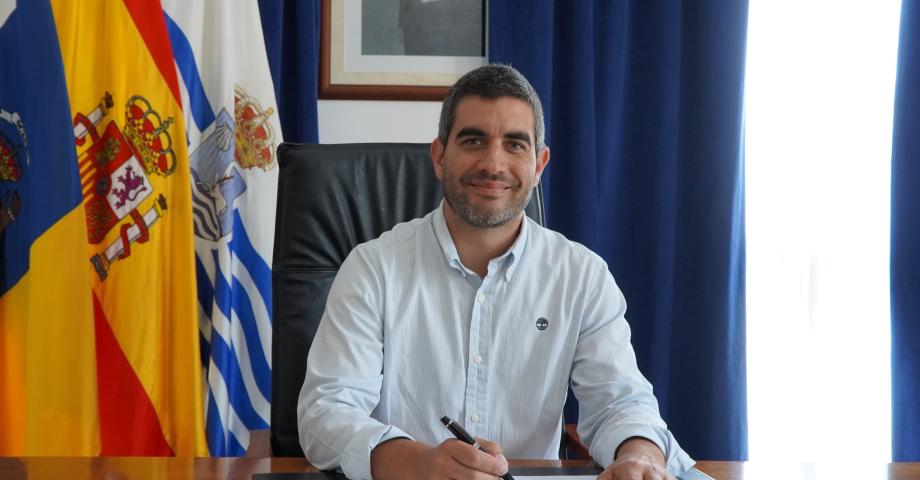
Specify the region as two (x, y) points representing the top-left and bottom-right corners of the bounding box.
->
(438, 64), (546, 153)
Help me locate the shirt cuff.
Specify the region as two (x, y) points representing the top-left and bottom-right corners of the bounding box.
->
(591, 423), (695, 476)
(340, 424), (414, 480)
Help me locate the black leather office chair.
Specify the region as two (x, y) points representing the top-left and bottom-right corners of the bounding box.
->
(270, 142), (545, 457)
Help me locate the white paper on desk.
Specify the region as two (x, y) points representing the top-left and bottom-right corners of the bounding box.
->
(515, 477), (595, 480)
(514, 467), (713, 480)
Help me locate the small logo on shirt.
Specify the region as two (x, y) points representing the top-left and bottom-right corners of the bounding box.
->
(536, 317), (549, 331)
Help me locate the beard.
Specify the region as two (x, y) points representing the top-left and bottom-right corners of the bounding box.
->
(442, 169), (532, 228)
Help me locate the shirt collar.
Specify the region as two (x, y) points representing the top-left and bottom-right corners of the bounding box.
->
(431, 200), (529, 281)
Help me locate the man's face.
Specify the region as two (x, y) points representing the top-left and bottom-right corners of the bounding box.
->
(431, 96), (550, 228)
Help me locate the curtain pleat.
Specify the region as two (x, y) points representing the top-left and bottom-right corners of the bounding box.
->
(891, 0), (920, 462)
(259, 0), (321, 144)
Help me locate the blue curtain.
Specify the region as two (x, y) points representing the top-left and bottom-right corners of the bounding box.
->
(490, 1), (748, 460)
(891, 0), (920, 463)
(259, 0), (320, 143)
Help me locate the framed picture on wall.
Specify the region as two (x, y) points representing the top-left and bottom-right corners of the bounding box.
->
(320, 0), (488, 101)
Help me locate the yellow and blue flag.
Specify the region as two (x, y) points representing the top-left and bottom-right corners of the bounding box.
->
(0, 0), (98, 455)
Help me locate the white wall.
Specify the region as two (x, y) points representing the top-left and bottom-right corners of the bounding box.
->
(317, 100), (441, 144)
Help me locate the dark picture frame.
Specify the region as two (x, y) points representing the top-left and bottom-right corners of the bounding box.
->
(319, 0), (488, 101)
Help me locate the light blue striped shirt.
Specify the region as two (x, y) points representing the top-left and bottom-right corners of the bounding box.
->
(298, 203), (694, 479)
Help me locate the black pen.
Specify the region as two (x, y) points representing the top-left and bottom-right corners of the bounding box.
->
(441, 415), (515, 480)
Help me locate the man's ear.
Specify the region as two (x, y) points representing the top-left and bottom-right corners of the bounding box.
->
(430, 138), (445, 180)
(534, 146), (550, 185)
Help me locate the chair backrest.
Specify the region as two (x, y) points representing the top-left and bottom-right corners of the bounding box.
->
(270, 142), (545, 456)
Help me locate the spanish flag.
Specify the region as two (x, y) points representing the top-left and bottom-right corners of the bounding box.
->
(51, 0), (206, 455)
(0, 0), (206, 456)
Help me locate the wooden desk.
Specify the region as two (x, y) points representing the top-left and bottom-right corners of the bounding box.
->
(1, 457), (317, 480)
(2, 457), (920, 480)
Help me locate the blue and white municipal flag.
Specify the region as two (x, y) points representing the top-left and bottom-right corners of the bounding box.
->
(161, 0), (281, 456)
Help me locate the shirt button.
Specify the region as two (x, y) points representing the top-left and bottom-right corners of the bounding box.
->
(473, 354), (483, 364)
(470, 414), (480, 423)
(477, 294), (485, 303)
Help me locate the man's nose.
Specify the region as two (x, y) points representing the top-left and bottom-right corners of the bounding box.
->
(477, 142), (507, 174)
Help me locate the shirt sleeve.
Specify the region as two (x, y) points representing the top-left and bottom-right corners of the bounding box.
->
(297, 246), (412, 480)
(570, 260), (695, 476)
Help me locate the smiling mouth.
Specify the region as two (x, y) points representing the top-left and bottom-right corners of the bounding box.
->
(468, 181), (511, 196)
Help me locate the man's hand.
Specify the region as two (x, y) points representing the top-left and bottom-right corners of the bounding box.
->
(597, 437), (675, 480)
(371, 437), (509, 479)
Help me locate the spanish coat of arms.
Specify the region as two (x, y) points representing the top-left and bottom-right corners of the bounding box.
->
(73, 93), (176, 280)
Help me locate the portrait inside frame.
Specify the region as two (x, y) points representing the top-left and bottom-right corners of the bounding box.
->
(320, 0), (488, 101)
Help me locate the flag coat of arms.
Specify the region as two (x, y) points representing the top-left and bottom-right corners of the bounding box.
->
(161, 0), (282, 455)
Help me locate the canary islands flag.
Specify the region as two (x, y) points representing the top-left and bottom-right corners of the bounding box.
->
(162, 1), (281, 456)
(0, 0), (98, 455)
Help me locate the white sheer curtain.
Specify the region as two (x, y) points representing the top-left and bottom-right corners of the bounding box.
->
(745, 0), (901, 463)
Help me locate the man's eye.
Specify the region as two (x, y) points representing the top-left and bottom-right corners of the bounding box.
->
(461, 138), (484, 146)
(508, 142), (526, 150)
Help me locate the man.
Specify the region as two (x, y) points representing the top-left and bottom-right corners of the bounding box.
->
(298, 64), (694, 480)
